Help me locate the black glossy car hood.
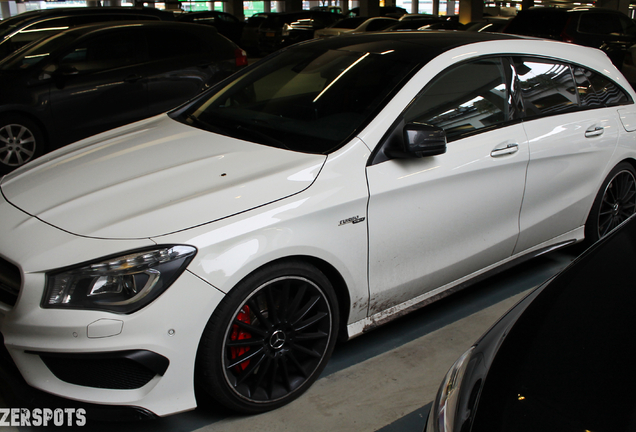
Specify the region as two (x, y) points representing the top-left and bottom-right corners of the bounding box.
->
(470, 217), (636, 432)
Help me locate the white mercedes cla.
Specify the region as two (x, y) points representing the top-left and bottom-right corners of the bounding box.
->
(1, 31), (636, 418)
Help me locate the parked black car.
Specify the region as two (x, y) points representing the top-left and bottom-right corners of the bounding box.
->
(426, 213), (636, 432)
(177, 11), (245, 44)
(503, 7), (636, 68)
(241, 13), (269, 55)
(347, 6), (407, 17)
(257, 11), (343, 53)
(0, 7), (175, 60)
(0, 21), (248, 173)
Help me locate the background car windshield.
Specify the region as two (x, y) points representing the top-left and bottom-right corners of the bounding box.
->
(178, 46), (420, 154)
(0, 33), (74, 71)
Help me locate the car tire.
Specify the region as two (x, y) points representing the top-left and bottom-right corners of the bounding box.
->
(585, 162), (636, 244)
(0, 116), (45, 173)
(195, 260), (339, 414)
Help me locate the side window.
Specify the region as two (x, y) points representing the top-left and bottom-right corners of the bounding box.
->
(579, 12), (624, 35)
(403, 57), (510, 141)
(587, 71), (631, 106)
(572, 66), (631, 108)
(366, 19), (397, 31)
(58, 30), (142, 73)
(513, 58), (577, 117)
(145, 28), (210, 61)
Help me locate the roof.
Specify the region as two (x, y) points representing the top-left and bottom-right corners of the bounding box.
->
(297, 30), (522, 57)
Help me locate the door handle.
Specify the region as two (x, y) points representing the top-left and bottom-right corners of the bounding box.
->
(491, 143), (519, 157)
(585, 126), (604, 138)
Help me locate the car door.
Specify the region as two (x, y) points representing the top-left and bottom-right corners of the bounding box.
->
(366, 57), (529, 315)
(513, 58), (624, 253)
(48, 28), (147, 144)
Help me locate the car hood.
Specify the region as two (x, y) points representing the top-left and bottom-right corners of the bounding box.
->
(0, 115), (327, 239)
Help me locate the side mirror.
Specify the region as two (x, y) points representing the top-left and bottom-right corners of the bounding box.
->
(403, 122), (447, 157)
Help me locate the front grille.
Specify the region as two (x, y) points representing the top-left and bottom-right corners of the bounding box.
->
(36, 350), (169, 390)
(0, 258), (21, 307)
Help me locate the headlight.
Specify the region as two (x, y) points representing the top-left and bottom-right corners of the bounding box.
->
(43, 245), (196, 314)
(427, 346), (475, 432)
(282, 24), (290, 37)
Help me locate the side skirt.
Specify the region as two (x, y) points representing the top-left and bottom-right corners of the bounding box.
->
(346, 227), (584, 339)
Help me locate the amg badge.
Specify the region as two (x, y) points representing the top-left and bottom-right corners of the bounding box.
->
(339, 216), (366, 226)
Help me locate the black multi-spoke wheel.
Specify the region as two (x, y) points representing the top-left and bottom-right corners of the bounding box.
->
(196, 261), (339, 413)
(586, 163), (636, 244)
(0, 116), (44, 173)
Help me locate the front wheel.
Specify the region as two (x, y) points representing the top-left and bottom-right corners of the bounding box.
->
(195, 261), (339, 413)
(585, 162), (636, 244)
(0, 116), (45, 173)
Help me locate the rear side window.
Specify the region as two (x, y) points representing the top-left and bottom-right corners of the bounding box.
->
(403, 57), (511, 140)
(144, 27), (212, 60)
(505, 10), (568, 38)
(578, 12), (636, 36)
(513, 58), (578, 117)
(573, 66), (631, 107)
(59, 29), (143, 73)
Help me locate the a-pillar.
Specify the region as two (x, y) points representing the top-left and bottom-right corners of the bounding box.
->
(458, 0), (482, 23)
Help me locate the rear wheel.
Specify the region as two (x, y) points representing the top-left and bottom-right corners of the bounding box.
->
(586, 162), (636, 243)
(196, 261), (339, 413)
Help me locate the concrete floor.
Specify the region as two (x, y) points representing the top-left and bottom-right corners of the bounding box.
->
(1, 249), (577, 432)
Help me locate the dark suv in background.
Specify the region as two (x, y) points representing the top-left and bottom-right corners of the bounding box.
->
(0, 7), (175, 59)
(0, 21), (247, 173)
(504, 7), (636, 69)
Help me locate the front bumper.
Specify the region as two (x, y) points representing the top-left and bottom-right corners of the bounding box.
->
(0, 198), (225, 417)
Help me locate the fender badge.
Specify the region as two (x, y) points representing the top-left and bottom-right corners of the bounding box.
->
(339, 216), (366, 226)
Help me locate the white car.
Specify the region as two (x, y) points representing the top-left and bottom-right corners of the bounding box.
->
(1, 31), (636, 419)
(313, 16), (397, 38)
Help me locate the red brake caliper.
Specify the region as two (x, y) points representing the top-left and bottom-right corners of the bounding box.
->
(230, 305), (251, 372)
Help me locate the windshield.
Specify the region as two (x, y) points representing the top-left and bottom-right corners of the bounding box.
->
(175, 46), (420, 154)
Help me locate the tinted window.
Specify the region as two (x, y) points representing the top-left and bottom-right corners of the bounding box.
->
(59, 30), (142, 73)
(403, 58), (510, 140)
(578, 12), (635, 36)
(587, 70), (631, 106)
(513, 58), (577, 116)
(145, 28), (210, 60)
(365, 19), (397, 31)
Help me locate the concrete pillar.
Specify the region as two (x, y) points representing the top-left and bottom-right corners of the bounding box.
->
(1, 2), (12, 19)
(86, 0), (101, 6)
(432, 0), (439, 16)
(521, 0), (533, 10)
(359, 0), (380, 16)
(446, 0), (456, 15)
(103, 0), (122, 5)
(284, 0), (302, 12)
(226, 0), (246, 19)
(596, 0), (629, 14)
(458, 0), (482, 23)
(274, 0), (285, 11)
(309, 0), (320, 7)
(264, 1), (271, 12)
(410, 0), (418, 14)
